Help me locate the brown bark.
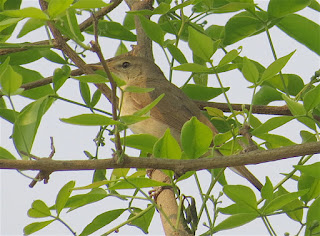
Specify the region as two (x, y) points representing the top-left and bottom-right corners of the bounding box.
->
(1, 141), (319, 172)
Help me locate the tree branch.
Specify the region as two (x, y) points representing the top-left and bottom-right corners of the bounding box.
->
(194, 101), (291, 116)
(1, 142), (319, 173)
(39, 0), (114, 104)
(0, 0), (123, 56)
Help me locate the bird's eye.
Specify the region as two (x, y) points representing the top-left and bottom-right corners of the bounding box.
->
(122, 61), (130, 68)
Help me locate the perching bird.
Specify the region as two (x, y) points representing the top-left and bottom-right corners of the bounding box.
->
(105, 54), (262, 190)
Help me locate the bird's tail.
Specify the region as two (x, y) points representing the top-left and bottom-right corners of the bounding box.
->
(231, 165), (263, 191)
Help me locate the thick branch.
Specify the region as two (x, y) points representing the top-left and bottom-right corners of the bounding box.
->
(1, 142), (319, 172)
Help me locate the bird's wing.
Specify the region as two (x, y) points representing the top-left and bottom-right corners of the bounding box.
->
(126, 78), (218, 135)
(150, 80), (202, 131)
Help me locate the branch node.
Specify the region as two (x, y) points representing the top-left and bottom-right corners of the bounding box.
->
(29, 137), (55, 188)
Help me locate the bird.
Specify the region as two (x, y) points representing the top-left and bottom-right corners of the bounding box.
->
(105, 54), (263, 190)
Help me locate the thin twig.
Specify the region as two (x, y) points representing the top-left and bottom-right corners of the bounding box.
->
(90, 13), (123, 157)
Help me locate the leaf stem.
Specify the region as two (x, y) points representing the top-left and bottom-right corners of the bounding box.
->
(265, 29), (289, 96)
(101, 204), (154, 236)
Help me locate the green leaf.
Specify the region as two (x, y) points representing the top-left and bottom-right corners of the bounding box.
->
(74, 180), (113, 190)
(60, 114), (121, 126)
(12, 96), (54, 157)
(71, 74), (108, 83)
(0, 17), (21, 33)
(139, 15), (164, 45)
(0, 0), (7, 11)
(170, 0), (195, 12)
(79, 82), (91, 106)
(212, 213), (258, 232)
(255, 133), (296, 148)
(223, 185), (257, 209)
(277, 14), (320, 56)
(119, 134), (158, 153)
(85, 20), (137, 41)
(110, 177), (170, 189)
(274, 186), (304, 222)
(181, 117), (213, 159)
(0, 54), (9, 72)
(182, 84), (229, 101)
(265, 74), (304, 96)
(18, 18), (44, 38)
(23, 220), (54, 235)
(214, 130), (233, 146)
(39, 49), (67, 64)
(297, 117), (316, 131)
(134, 93), (164, 116)
(215, 63), (239, 74)
(128, 206), (155, 234)
(160, 19), (188, 40)
(295, 162), (320, 179)
(0, 7), (49, 20)
(11, 66), (53, 99)
(303, 84), (320, 112)
(251, 116), (294, 135)
(1, 0), (21, 11)
(206, 107), (225, 118)
(263, 190), (308, 214)
(211, 1), (255, 13)
(241, 57), (259, 83)
(282, 95), (305, 116)
(129, 2), (170, 15)
(173, 63), (212, 73)
(28, 200), (51, 218)
(261, 177), (274, 200)
(268, 0), (312, 18)
(167, 44), (187, 64)
(188, 26), (215, 61)
(91, 89), (101, 107)
(224, 12), (264, 45)
(115, 41), (128, 56)
(0, 146), (16, 159)
(71, 0), (110, 9)
(123, 86), (154, 93)
(305, 197), (320, 235)
(65, 188), (108, 211)
(309, 0), (320, 12)
(56, 181), (75, 215)
(218, 49), (240, 67)
(0, 65), (22, 95)
(47, 0), (73, 18)
(260, 51), (295, 82)
(123, 13), (135, 30)
(79, 209), (125, 236)
(300, 130), (317, 143)
(53, 65), (71, 92)
(205, 25), (225, 41)
(0, 48), (42, 65)
(298, 174), (320, 202)
(120, 115), (150, 125)
(193, 73), (208, 86)
(219, 203), (257, 215)
(153, 128), (181, 159)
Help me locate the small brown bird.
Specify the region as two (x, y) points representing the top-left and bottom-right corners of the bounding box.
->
(106, 54), (263, 190)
